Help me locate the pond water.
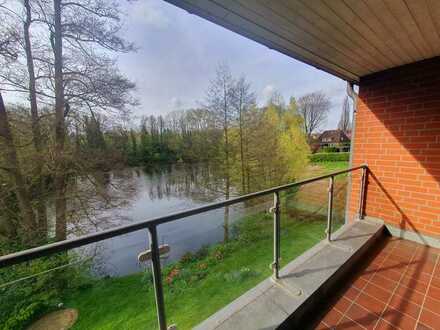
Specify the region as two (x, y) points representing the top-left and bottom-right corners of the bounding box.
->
(69, 164), (271, 277)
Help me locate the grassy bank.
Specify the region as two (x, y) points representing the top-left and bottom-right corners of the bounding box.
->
(63, 161), (348, 329)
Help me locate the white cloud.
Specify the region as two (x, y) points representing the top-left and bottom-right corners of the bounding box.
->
(128, 0), (170, 29)
(261, 84), (275, 105)
(170, 97), (184, 110)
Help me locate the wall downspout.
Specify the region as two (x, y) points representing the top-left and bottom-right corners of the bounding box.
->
(344, 81), (358, 224)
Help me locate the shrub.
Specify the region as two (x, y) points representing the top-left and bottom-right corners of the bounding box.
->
(310, 152), (349, 162)
(321, 146), (339, 153)
(0, 253), (92, 330)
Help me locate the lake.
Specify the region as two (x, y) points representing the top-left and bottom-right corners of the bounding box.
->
(69, 164), (271, 277)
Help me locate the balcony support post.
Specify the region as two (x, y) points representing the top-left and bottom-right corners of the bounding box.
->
(271, 191), (281, 279)
(148, 226), (167, 330)
(358, 167), (367, 220)
(326, 176), (334, 242)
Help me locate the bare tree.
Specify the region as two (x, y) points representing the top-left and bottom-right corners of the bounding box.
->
(266, 88), (285, 110)
(338, 96), (351, 133)
(232, 76), (255, 194)
(23, 0), (48, 236)
(297, 91), (331, 139)
(205, 63), (235, 241)
(51, 0), (136, 240)
(52, 0), (67, 241)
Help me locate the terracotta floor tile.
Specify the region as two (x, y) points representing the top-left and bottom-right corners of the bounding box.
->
(387, 293), (421, 319)
(399, 276), (429, 294)
(381, 307), (417, 330)
(434, 265), (440, 279)
(364, 262), (382, 274)
(403, 272), (432, 286)
(371, 254), (387, 265)
(321, 308), (343, 327)
(394, 285), (426, 305)
(345, 303), (379, 329)
(345, 286), (361, 301)
(388, 252), (413, 264)
(415, 322), (435, 330)
(423, 296), (440, 313)
(314, 321), (329, 330)
(430, 276), (440, 289)
(370, 274), (398, 292)
(355, 292), (386, 316)
(396, 239), (420, 249)
(375, 319), (399, 330)
(358, 270), (374, 282)
(419, 309), (440, 330)
(353, 276), (369, 290)
(412, 253), (438, 266)
(390, 248), (415, 259)
(363, 283), (393, 303)
(377, 268), (403, 282)
(337, 317), (365, 330)
(427, 285), (440, 301)
(312, 239), (440, 329)
(333, 296), (352, 314)
(407, 263), (436, 276)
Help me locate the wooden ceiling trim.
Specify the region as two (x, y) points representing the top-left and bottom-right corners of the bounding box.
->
(426, 0), (440, 42)
(344, 0), (415, 64)
(405, 0), (440, 54)
(244, 0), (376, 74)
(362, 0), (424, 62)
(273, 0), (381, 74)
(321, 0), (400, 68)
(300, 0), (394, 70)
(384, 0), (433, 58)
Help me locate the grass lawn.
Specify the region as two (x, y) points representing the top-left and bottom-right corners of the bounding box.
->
(65, 214), (328, 329)
(64, 161), (348, 330)
(316, 160), (350, 173)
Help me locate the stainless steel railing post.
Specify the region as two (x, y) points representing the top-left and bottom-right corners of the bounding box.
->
(358, 167), (367, 220)
(326, 176), (334, 242)
(148, 226), (167, 330)
(272, 191), (281, 279)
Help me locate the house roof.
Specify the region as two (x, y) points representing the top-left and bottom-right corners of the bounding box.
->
(165, 0), (440, 83)
(318, 129), (350, 143)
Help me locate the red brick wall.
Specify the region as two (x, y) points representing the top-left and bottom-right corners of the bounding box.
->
(349, 57), (440, 238)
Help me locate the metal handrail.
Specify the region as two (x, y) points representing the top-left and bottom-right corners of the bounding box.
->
(0, 164), (368, 330)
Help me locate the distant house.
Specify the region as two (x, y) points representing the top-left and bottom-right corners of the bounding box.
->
(314, 129), (351, 152)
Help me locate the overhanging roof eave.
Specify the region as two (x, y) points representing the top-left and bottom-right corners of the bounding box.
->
(165, 0), (360, 83)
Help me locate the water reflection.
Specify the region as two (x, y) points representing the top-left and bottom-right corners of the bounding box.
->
(71, 164), (269, 277)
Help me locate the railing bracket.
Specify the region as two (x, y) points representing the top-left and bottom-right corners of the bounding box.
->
(138, 244), (170, 263)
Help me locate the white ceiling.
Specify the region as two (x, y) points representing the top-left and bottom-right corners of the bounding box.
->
(165, 0), (440, 83)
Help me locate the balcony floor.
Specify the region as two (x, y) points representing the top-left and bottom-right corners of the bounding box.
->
(314, 236), (440, 330)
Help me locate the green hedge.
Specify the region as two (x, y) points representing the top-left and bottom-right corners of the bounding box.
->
(310, 152), (350, 162)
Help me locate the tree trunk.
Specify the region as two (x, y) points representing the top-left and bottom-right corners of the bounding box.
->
(223, 112), (230, 242)
(0, 92), (37, 242)
(239, 107), (246, 194)
(53, 0), (67, 241)
(24, 0), (47, 240)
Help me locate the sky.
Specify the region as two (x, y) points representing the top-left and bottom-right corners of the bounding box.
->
(2, 0), (348, 130)
(118, 0), (349, 130)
